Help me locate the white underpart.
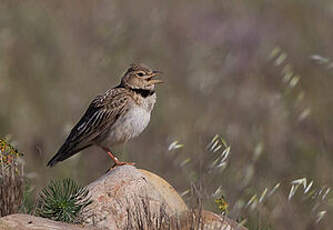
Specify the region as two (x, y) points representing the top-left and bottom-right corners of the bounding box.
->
(100, 94), (156, 147)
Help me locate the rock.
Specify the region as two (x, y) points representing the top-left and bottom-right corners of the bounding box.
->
(138, 169), (188, 212)
(169, 210), (248, 230)
(0, 214), (100, 230)
(82, 165), (246, 230)
(82, 165), (188, 229)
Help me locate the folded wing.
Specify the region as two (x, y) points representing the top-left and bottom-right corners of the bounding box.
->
(47, 88), (130, 167)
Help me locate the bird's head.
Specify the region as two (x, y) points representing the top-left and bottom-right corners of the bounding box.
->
(121, 63), (163, 91)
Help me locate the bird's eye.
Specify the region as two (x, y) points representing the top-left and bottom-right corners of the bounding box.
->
(137, 72), (145, 77)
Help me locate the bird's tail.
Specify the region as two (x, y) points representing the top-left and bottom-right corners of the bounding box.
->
(47, 152), (62, 167)
(47, 143), (91, 167)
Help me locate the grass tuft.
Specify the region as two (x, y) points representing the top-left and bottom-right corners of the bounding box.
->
(35, 178), (92, 224)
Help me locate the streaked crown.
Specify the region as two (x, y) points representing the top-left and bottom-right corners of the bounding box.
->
(121, 63), (163, 90)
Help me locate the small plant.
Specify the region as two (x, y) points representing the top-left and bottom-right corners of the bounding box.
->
(215, 195), (229, 215)
(35, 178), (92, 223)
(0, 138), (24, 217)
(0, 138), (23, 169)
(20, 179), (36, 214)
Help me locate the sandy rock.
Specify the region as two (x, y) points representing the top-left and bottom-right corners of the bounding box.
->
(169, 210), (248, 230)
(82, 165), (188, 229)
(82, 165), (246, 230)
(0, 214), (100, 230)
(138, 169), (188, 212)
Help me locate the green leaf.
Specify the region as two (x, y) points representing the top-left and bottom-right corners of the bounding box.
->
(36, 178), (92, 224)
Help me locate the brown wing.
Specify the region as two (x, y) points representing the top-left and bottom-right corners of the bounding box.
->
(47, 88), (130, 167)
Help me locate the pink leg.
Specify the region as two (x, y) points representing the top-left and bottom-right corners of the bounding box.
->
(101, 147), (135, 167)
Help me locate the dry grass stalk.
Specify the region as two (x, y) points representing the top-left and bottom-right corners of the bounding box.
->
(0, 139), (24, 217)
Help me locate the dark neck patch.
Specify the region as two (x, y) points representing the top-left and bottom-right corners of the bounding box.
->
(130, 88), (155, 98)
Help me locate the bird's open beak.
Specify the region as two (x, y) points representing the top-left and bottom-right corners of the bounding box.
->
(148, 70), (163, 84)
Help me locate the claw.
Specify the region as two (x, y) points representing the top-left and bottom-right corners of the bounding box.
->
(110, 161), (136, 170)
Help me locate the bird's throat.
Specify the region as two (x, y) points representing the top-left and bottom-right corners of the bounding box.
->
(130, 88), (155, 98)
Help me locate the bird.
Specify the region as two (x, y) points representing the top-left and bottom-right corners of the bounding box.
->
(47, 63), (163, 168)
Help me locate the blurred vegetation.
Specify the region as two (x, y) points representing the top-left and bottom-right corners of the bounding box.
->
(0, 138), (24, 217)
(1, 0), (333, 229)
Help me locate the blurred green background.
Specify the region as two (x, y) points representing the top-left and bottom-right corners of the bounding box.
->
(1, 0), (333, 229)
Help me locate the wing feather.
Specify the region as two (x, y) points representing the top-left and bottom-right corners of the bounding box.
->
(47, 88), (130, 167)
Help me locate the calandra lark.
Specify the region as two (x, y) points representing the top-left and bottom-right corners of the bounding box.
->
(47, 63), (162, 167)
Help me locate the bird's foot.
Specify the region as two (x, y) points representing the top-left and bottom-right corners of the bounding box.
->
(110, 160), (136, 170)
(102, 148), (135, 169)
(115, 161), (136, 166)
